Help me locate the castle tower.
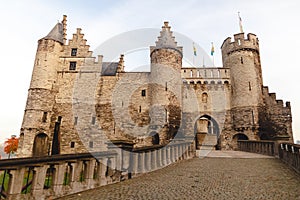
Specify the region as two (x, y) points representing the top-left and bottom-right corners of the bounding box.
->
(149, 22), (183, 144)
(221, 33), (264, 142)
(18, 19), (65, 157)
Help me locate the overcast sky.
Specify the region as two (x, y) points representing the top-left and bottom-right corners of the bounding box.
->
(0, 0), (299, 143)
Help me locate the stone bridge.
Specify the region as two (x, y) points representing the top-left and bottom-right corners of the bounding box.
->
(0, 141), (299, 199)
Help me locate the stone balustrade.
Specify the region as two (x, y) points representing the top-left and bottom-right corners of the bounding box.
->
(238, 140), (300, 174)
(237, 140), (276, 156)
(0, 140), (193, 199)
(278, 143), (300, 174)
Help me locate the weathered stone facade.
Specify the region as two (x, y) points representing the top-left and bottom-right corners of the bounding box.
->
(18, 16), (293, 157)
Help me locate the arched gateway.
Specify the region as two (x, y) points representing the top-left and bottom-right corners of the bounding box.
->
(194, 115), (219, 150)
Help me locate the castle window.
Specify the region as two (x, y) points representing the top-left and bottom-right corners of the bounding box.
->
(197, 70), (200, 77)
(71, 48), (77, 56)
(42, 112), (47, 122)
(70, 142), (75, 148)
(217, 70), (220, 78)
(165, 82), (168, 91)
(141, 89), (146, 97)
(91, 116), (96, 125)
(241, 57), (243, 64)
(74, 116), (78, 125)
(89, 141), (94, 148)
(211, 70), (213, 77)
(69, 62), (77, 70)
(139, 106), (142, 113)
(190, 70), (193, 77)
(249, 82), (252, 91)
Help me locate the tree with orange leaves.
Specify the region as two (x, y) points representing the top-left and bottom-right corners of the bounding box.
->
(4, 135), (18, 157)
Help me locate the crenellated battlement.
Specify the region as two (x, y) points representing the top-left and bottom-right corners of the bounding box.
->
(262, 86), (291, 109)
(182, 67), (230, 79)
(221, 33), (259, 56)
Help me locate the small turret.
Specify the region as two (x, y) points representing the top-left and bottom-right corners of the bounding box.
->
(221, 32), (263, 108)
(221, 32), (264, 140)
(221, 33), (259, 66)
(148, 22), (183, 144)
(19, 16), (65, 157)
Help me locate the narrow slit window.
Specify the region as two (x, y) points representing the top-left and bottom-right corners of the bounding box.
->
(249, 82), (251, 91)
(141, 89), (146, 97)
(71, 48), (77, 56)
(165, 82), (168, 91)
(241, 57), (243, 64)
(70, 142), (75, 148)
(74, 116), (78, 125)
(42, 112), (47, 122)
(91, 116), (96, 125)
(139, 106), (142, 113)
(69, 62), (77, 70)
(89, 141), (93, 148)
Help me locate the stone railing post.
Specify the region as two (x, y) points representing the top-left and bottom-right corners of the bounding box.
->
(52, 162), (67, 196)
(31, 165), (48, 197)
(99, 158), (108, 186)
(130, 153), (138, 175)
(85, 159), (96, 188)
(7, 168), (25, 198)
(151, 150), (157, 171)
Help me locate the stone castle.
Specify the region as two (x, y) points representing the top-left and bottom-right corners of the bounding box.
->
(17, 15), (293, 157)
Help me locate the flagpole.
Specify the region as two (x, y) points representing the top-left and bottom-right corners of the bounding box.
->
(211, 42), (215, 67)
(238, 12), (243, 33)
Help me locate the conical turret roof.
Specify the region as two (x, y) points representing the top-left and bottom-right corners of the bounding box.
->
(42, 22), (64, 44)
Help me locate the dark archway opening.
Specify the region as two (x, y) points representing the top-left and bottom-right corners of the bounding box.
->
(150, 132), (160, 145)
(232, 133), (249, 150)
(32, 133), (49, 157)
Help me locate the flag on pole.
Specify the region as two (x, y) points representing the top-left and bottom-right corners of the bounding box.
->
(238, 12), (244, 33)
(210, 42), (214, 56)
(193, 42), (197, 56)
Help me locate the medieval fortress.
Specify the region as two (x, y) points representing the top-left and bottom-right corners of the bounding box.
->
(18, 16), (293, 157)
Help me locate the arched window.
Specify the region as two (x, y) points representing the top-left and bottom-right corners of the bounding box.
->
(202, 93), (208, 103)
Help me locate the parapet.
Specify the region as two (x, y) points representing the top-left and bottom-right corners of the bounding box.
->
(221, 33), (259, 55)
(263, 87), (291, 109)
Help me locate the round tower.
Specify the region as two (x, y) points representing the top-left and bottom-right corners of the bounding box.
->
(18, 21), (65, 157)
(148, 22), (183, 144)
(221, 33), (264, 142)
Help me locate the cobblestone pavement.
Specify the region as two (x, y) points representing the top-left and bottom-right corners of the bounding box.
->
(59, 152), (300, 200)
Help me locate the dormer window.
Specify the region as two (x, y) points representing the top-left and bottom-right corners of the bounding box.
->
(71, 48), (77, 56)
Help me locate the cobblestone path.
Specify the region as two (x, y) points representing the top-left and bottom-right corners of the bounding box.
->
(58, 152), (300, 200)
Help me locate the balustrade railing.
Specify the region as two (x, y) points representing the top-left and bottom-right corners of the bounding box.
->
(0, 140), (193, 199)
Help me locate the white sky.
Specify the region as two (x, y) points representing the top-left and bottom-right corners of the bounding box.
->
(0, 0), (299, 143)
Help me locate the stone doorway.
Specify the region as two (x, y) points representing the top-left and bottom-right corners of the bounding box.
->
(32, 133), (49, 157)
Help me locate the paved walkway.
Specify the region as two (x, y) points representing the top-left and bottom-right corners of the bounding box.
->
(58, 151), (300, 200)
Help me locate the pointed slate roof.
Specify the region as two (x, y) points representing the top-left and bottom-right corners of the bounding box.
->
(154, 22), (182, 54)
(42, 22), (64, 44)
